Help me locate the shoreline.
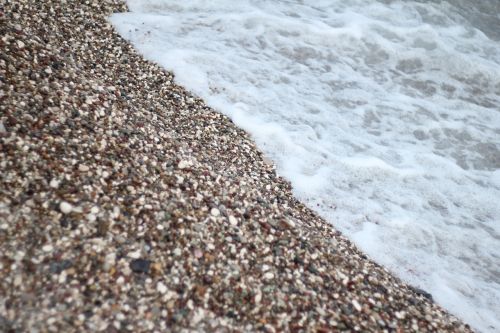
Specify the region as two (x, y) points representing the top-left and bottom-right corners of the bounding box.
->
(0, 1), (472, 332)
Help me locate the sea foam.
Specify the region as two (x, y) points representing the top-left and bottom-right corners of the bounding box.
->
(110, 1), (500, 331)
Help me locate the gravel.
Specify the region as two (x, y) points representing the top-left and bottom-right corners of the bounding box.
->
(0, 1), (473, 332)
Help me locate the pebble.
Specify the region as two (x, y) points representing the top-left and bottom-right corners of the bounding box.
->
(59, 202), (73, 214)
(228, 215), (238, 226)
(210, 208), (220, 217)
(352, 299), (362, 312)
(194, 248), (203, 258)
(157, 282), (168, 294)
(255, 290), (262, 304)
(78, 164), (89, 172)
(14, 275), (23, 287)
(127, 250), (142, 259)
(42, 245), (53, 252)
(129, 259), (151, 274)
(49, 179), (59, 188)
(177, 160), (190, 169)
(104, 253), (116, 268)
(284, 218), (296, 228)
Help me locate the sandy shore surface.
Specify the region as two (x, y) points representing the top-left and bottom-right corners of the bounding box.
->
(0, 1), (473, 332)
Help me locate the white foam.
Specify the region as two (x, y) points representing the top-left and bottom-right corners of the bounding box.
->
(110, 1), (500, 331)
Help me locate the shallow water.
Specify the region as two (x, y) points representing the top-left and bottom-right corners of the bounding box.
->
(110, 1), (500, 331)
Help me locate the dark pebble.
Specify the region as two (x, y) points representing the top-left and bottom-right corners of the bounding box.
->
(130, 258), (151, 274)
(49, 259), (73, 274)
(410, 286), (433, 300)
(308, 265), (319, 275)
(293, 256), (304, 266)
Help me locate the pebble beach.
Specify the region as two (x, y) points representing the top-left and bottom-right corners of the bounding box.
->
(0, 1), (474, 332)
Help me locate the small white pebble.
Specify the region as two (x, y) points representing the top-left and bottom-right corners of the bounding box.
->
(49, 179), (59, 188)
(177, 160), (190, 169)
(263, 272), (274, 280)
(14, 274), (22, 286)
(352, 299), (362, 312)
(105, 253), (116, 266)
(42, 244), (53, 252)
(59, 201), (73, 214)
(157, 282), (168, 294)
(58, 271), (67, 283)
(173, 248), (182, 257)
(122, 266), (132, 276)
(17, 40), (25, 49)
(78, 164), (89, 172)
(210, 208), (220, 217)
(112, 206), (120, 218)
(228, 215), (238, 226)
(127, 250), (141, 259)
(194, 248), (203, 258)
(255, 291), (262, 304)
(14, 251), (25, 261)
(191, 308), (205, 325)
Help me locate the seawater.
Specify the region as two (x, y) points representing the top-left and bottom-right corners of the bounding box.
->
(110, 1), (500, 331)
